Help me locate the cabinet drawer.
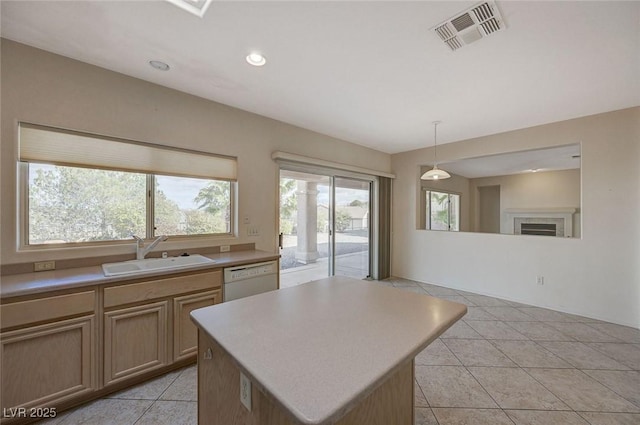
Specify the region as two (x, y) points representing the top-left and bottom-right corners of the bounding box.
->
(0, 291), (95, 329)
(104, 270), (221, 308)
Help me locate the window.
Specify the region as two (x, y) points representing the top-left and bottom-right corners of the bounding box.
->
(27, 164), (147, 244)
(19, 123), (236, 246)
(154, 175), (231, 236)
(425, 190), (460, 231)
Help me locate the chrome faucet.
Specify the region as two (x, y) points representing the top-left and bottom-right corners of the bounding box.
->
(132, 235), (168, 260)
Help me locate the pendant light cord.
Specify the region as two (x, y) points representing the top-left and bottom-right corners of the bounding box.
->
(433, 120), (441, 166)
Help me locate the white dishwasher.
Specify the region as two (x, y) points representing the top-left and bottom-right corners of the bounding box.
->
(223, 260), (278, 302)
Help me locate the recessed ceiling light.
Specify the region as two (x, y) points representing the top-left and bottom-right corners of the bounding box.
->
(165, 0), (213, 18)
(246, 53), (266, 67)
(149, 60), (170, 71)
(530, 168), (539, 173)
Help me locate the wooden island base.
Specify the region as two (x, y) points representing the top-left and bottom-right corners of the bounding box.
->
(197, 330), (414, 425)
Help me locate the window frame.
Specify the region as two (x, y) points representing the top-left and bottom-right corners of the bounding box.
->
(424, 188), (461, 232)
(149, 173), (235, 239)
(19, 162), (236, 250)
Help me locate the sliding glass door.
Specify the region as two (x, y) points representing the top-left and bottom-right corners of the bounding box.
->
(333, 177), (371, 279)
(279, 170), (371, 288)
(279, 170), (330, 288)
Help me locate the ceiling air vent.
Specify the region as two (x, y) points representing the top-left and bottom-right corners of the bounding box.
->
(433, 1), (506, 51)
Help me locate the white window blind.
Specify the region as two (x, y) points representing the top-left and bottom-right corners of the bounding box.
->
(19, 123), (237, 181)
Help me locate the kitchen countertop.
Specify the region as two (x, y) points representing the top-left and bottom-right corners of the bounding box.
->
(190, 276), (467, 425)
(1, 250), (279, 299)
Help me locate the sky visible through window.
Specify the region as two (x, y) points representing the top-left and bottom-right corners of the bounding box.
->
(156, 175), (210, 207)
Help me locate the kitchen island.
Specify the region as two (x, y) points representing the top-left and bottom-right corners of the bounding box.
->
(190, 276), (466, 425)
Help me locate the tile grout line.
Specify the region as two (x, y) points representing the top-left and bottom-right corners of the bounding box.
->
(155, 367), (188, 401)
(487, 338), (574, 370)
(582, 321), (626, 343)
(131, 400), (157, 425)
(428, 285), (543, 422)
(575, 410), (598, 425)
(132, 366), (190, 425)
(484, 320), (632, 417)
(413, 377), (441, 425)
(437, 338), (507, 415)
(446, 307), (596, 419)
(579, 369), (640, 410)
(476, 340), (576, 413)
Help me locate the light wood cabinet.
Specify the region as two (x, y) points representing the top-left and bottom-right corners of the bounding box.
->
(1, 315), (95, 410)
(102, 270), (222, 385)
(103, 270), (220, 308)
(0, 291), (95, 329)
(103, 301), (169, 385)
(0, 264), (231, 422)
(173, 290), (220, 362)
(1, 290), (97, 419)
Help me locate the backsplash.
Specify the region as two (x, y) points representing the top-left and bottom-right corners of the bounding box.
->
(0, 243), (255, 276)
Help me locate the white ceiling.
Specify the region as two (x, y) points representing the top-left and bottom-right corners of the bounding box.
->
(440, 144), (580, 179)
(1, 1), (639, 154)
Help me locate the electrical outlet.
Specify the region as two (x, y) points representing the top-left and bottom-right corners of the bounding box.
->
(203, 348), (212, 360)
(220, 245), (231, 253)
(34, 261), (56, 272)
(240, 372), (252, 411)
(536, 276), (544, 285)
(243, 216), (250, 225)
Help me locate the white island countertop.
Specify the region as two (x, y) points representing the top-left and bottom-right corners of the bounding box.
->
(191, 276), (467, 425)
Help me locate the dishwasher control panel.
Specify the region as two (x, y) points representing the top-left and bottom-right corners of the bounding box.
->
(224, 261), (277, 283)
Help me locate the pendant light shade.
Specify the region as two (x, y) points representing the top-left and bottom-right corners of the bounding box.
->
(421, 120), (451, 180)
(421, 165), (451, 180)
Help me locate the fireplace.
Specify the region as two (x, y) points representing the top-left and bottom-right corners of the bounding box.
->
(505, 208), (577, 237)
(520, 222), (557, 236)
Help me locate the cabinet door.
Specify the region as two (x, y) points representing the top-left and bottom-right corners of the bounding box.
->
(104, 301), (168, 385)
(173, 290), (221, 362)
(1, 316), (95, 410)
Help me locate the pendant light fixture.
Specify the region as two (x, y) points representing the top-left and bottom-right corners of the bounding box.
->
(421, 120), (451, 180)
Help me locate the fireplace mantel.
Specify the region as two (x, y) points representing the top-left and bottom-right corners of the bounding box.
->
(505, 208), (577, 237)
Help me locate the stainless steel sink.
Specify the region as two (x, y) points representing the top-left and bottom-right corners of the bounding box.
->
(102, 254), (214, 276)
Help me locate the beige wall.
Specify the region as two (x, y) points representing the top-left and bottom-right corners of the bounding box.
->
(0, 40), (391, 265)
(392, 107), (640, 327)
(469, 169), (581, 236)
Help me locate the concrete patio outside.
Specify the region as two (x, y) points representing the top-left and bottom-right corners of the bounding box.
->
(280, 250), (369, 288)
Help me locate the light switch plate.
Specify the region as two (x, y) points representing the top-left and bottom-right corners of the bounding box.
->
(240, 372), (252, 411)
(247, 225), (260, 237)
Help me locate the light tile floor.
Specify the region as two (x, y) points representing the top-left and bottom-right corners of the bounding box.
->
(37, 277), (640, 425)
